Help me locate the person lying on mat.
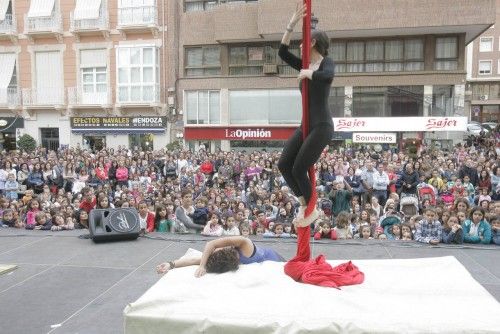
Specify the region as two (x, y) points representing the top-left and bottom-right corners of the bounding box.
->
(156, 236), (285, 277)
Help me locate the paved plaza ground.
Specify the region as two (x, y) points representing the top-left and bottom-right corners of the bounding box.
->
(0, 229), (499, 334)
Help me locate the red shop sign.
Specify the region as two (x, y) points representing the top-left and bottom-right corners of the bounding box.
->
(184, 126), (298, 140)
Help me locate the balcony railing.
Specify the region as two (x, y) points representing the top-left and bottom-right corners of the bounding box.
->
(0, 88), (21, 106)
(118, 5), (158, 27)
(70, 8), (109, 31)
(24, 12), (62, 33)
(0, 14), (16, 34)
(68, 87), (111, 106)
(22, 88), (65, 106)
(117, 85), (160, 105)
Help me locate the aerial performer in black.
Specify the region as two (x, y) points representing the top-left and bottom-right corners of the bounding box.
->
(278, 0), (335, 228)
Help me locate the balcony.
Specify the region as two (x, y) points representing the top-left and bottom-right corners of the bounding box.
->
(117, 3), (159, 37)
(24, 12), (63, 42)
(0, 88), (21, 109)
(115, 85), (162, 114)
(0, 14), (17, 42)
(67, 87), (112, 113)
(22, 88), (65, 115)
(70, 6), (110, 41)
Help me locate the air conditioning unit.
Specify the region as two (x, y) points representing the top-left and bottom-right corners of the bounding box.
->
(480, 95), (489, 101)
(263, 64), (278, 74)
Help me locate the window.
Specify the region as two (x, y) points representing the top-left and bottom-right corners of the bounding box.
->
(332, 39), (424, 73)
(432, 86), (454, 116)
(80, 49), (107, 104)
(185, 46), (221, 77)
(229, 46), (276, 76)
(185, 0), (218, 11)
(229, 89), (301, 125)
(435, 37), (458, 70)
(353, 86), (423, 117)
(480, 37), (493, 52)
(118, 0), (157, 26)
(329, 87), (345, 117)
(117, 46), (160, 103)
(479, 60), (492, 75)
(186, 90), (220, 124)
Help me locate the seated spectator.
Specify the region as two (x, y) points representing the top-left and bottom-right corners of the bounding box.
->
(263, 222), (292, 238)
(334, 211), (352, 240)
(442, 214), (463, 244)
(463, 207), (492, 244)
(223, 215), (240, 236)
(414, 207), (442, 245)
(491, 216), (500, 246)
(4, 173), (19, 201)
(202, 213), (223, 237)
(1, 209), (17, 228)
(154, 205), (174, 233)
(26, 211), (52, 230)
(313, 219), (337, 240)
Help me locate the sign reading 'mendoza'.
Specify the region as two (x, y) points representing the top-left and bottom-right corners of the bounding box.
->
(70, 117), (167, 129)
(333, 117), (468, 132)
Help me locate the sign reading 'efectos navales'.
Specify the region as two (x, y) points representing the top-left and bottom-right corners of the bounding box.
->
(70, 117), (167, 130)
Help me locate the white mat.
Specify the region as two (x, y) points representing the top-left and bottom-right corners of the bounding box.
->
(124, 254), (500, 334)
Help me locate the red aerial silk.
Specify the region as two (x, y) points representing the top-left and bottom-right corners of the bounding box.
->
(284, 226), (365, 288)
(301, 0), (317, 218)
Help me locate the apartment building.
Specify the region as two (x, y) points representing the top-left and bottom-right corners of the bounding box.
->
(466, 0), (500, 124)
(0, 0), (167, 151)
(171, 0), (495, 152)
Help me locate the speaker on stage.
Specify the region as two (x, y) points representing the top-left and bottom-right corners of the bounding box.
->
(89, 208), (141, 243)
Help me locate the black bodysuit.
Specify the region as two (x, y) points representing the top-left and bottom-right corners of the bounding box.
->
(277, 44), (335, 202)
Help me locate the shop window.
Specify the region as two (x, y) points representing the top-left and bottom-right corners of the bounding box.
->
(40, 128), (60, 151)
(83, 135), (106, 151)
(186, 90), (220, 124)
(352, 86), (423, 117)
(129, 133), (154, 151)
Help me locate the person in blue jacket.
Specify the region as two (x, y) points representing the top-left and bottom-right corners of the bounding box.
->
(490, 215), (499, 245)
(462, 207), (492, 244)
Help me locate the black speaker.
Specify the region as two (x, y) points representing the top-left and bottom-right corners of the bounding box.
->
(89, 208), (141, 243)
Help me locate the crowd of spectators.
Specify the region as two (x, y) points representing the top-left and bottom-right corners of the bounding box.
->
(0, 130), (499, 246)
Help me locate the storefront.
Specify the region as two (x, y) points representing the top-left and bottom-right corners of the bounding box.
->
(184, 126), (298, 152)
(0, 117), (24, 151)
(333, 116), (468, 149)
(70, 117), (168, 151)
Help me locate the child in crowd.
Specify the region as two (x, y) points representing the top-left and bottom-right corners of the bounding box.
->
(313, 219), (337, 240)
(193, 198), (209, 227)
(334, 211), (353, 240)
(414, 207), (442, 245)
(155, 205), (174, 232)
(51, 214), (74, 231)
(388, 223), (402, 240)
(239, 222), (251, 237)
(4, 173), (19, 201)
(463, 207), (492, 244)
(202, 213), (223, 236)
(138, 201), (155, 234)
(1, 209), (17, 227)
(401, 223), (413, 241)
(359, 224), (372, 240)
(441, 214), (463, 244)
(25, 199), (41, 228)
(223, 215), (240, 236)
(75, 210), (89, 229)
(491, 216), (500, 245)
(26, 212), (52, 230)
(263, 222), (291, 238)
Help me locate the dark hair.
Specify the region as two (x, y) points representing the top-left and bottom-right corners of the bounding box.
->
(311, 29), (329, 57)
(205, 247), (239, 274)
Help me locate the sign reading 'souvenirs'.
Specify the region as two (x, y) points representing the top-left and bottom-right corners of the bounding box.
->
(70, 117), (167, 131)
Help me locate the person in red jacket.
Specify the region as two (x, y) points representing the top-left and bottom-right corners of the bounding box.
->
(115, 162), (129, 188)
(79, 187), (96, 213)
(313, 220), (337, 240)
(138, 201), (155, 234)
(199, 159), (214, 175)
(284, 217), (364, 288)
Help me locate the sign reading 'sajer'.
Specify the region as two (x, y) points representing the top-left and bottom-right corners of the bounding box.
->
(70, 117), (167, 130)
